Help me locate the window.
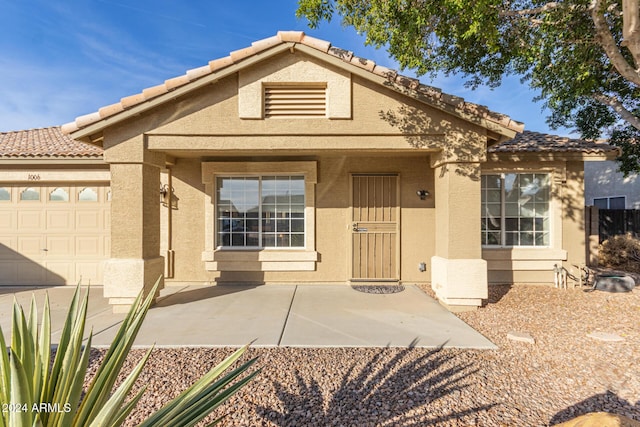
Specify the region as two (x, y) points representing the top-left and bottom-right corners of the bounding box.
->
(0, 187), (9, 201)
(49, 187), (69, 202)
(482, 173), (550, 247)
(20, 187), (40, 201)
(216, 176), (305, 248)
(594, 196), (625, 209)
(78, 187), (98, 202)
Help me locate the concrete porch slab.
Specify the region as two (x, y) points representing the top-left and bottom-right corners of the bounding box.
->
(280, 286), (496, 348)
(0, 284), (496, 349)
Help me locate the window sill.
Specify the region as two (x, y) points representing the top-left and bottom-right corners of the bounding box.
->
(202, 250), (318, 272)
(482, 247), (567, 260)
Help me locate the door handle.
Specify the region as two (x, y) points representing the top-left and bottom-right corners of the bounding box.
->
(352, 223), (368, 232)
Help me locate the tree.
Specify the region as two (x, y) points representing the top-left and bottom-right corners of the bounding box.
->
(297, 0), (640, 174)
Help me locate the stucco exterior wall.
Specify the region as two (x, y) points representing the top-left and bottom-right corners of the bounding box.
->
(162, 154), (434, 285)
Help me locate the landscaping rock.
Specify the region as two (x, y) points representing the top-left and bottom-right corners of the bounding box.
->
(553, 411), (640, 426)
(587, 332), (625, 342)
(507, 331), (535, 344)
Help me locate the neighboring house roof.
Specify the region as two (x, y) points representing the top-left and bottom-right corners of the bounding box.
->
(61, 31), (524, 141)
(490, 130), (620, 155)
(0, 127), (103, 159)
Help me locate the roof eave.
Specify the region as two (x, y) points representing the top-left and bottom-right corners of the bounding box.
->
(487, 150), (620, 162)
(0, 157), (105, 165)
(68, 42), (295, 143)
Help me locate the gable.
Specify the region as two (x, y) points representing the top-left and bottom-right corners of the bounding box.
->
(109, 50), (492, 158)
(63, 31), (524, 146)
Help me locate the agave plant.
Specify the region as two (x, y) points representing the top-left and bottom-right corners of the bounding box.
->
(0, 280), (259, 426)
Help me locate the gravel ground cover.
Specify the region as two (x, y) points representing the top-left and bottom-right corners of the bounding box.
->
(85, 284), (640, 426)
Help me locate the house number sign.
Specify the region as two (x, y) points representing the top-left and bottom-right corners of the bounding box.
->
(27, 173), (41, 181)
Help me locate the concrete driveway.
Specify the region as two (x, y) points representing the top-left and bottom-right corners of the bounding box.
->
(0, 284), (496, 349)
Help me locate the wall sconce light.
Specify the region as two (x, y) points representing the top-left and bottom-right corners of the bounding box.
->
(160, 184), (170, 202)
(416, 189), (430, 200)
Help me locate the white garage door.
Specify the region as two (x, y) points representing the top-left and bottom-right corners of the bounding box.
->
(0, 182), (110, 285)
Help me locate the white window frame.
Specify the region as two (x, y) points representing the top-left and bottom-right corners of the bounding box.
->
(215, 175), (306, 249)
(201, 161), (318, 272)
(482, 172), (552, 248)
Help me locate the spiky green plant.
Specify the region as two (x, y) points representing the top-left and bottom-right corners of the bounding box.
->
(0, 280), (259, 426)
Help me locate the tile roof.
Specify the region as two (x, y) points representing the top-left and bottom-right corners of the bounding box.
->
(490, 130), (620, 155)
(61, 30), (524, 137)
(1, 127), (615, 159)
(0, 127), (103, 159)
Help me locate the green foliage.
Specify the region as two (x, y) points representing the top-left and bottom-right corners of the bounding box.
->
(599, 234), (640, 273)
(0, 281), (259, 426)
(297, 0), (640, 173)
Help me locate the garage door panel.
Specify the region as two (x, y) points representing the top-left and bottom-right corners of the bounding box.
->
(17, 236), (44, 256)
(0, 262), (17, 282)
(46, 210), (73, 230)
(76, 236), (101, 257)
(17, 262), (46, 284)
(0, 211), (16, 230)
(18, 210), (43, 229)
(44, 262), (72, 285)
(76, 210), (100, 230)
(0, 239), (18, 260)
(46, 236), (74, 257)
(76, 262), (102, 285)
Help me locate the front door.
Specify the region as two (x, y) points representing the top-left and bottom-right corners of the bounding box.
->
(351, 174), (399, 281)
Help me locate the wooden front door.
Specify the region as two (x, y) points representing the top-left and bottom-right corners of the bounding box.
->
(351, 174), (399, 281)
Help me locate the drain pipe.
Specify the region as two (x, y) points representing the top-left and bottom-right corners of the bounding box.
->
(165, 166), (175, 278)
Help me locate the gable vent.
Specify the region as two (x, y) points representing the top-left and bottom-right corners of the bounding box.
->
(264, 85), (327, 118)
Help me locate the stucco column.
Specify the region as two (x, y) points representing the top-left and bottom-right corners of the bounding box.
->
(103, 162), (165, 313)
(430, 161), (487, 310)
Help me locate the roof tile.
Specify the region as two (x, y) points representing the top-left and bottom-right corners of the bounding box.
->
(75, 112), (102, 128)
(142, 83), (169, 100)
(61, 121), (79, 134)
(491, 130), (619, 154)
(99, 102), (125, 118)
(165, 74), (190, 90)
(208, 56), (234, 72)
(186, 64), (213, 81)
(251, 35), (282, 52)
(120, 93), (146, 109)
(277, 30), (304, 42)
(0, 127), (103, 158)
(301, 34), (331, 52)
(229, 46), (256, 63)
(350, 55), (376, 72)
(328, 46), (354, 62)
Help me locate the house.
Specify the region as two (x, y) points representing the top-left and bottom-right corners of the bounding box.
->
(1, 31), (618, 312)
(584, 160), (640, 209)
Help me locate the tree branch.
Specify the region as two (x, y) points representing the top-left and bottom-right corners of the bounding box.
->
(593, 92), (640, 131)
(622, 0), (640, 68)
(498, 2), (561, 17)
(590, 0), (640, 86)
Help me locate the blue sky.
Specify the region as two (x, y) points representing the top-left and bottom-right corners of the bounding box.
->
(0, 0), (571, 135)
